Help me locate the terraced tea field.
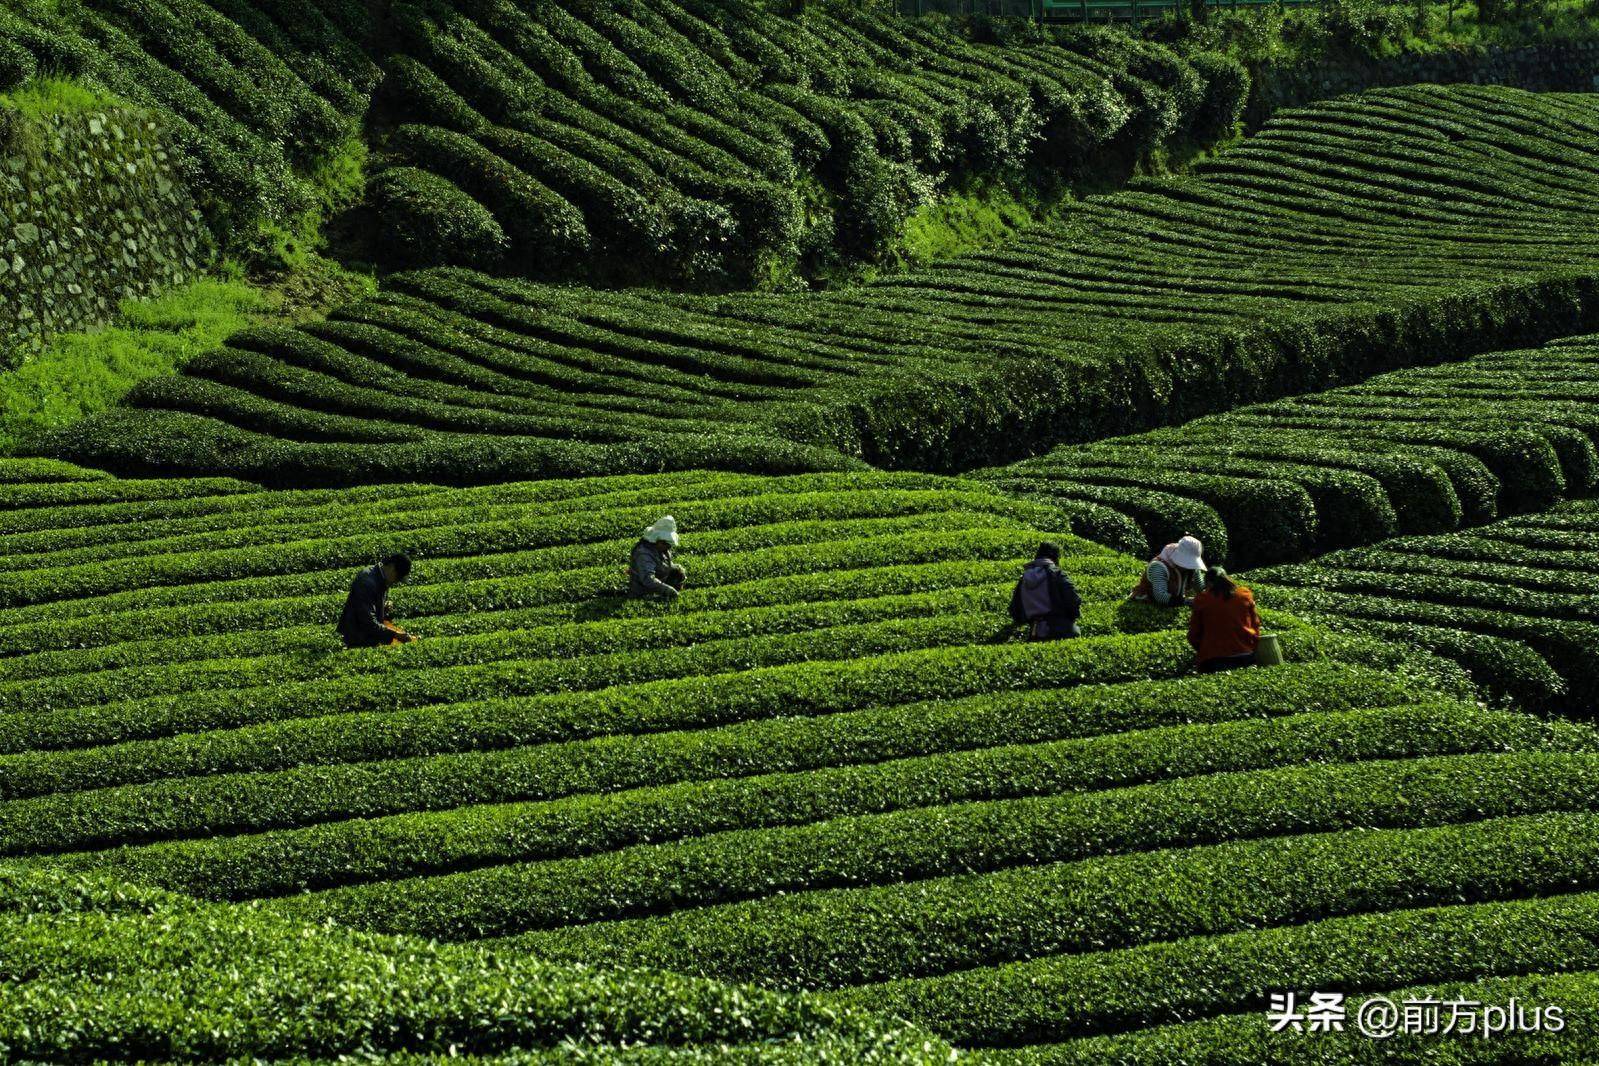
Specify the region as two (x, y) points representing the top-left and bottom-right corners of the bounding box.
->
(986, 334), (1599, 567)
(51, 85), (1599, 482)
(375, 0), (1182, 284)
(0, 862), (944, 1061)
(11, 0), (1599, 1052)
(1256, 497), (1599, 713)
(5, 460), (1599, 1059)
(0, 0), (1228, 283)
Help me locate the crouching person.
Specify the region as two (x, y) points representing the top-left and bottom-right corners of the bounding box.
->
(1009, 541), (1082, 641)
(1188, 568), (1261, 673)
(630, 516), (686, 599)
(1130, 535), (1207, 607)
(337, 553), (415, 648)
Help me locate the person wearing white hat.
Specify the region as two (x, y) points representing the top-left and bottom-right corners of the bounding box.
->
(629, 515), (687, 599)
(1129, 534), (1207, 608)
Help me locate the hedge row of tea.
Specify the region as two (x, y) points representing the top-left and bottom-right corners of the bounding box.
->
(0, 0), (1244, 282)
(0, 103), (209, 362)
(781, 83), (1599, 468)
(990, 970), (1599, 1064)
(373, 0), (1245, 286)
(983, 335), (1599, 569)
(41, 271), (873, 482)
(1254, 495), (1599, 714)
(50, 86), (1599, 483)
(7, 460), (1599, 1057)
(0, 0), (377, 252)
(0, 863), (949, 1062)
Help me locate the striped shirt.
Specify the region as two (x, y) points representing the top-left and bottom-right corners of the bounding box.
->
(1145, 558), (1201, 606)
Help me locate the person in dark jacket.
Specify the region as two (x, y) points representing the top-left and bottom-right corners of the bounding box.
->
(1009, 542), (1082, 641)
(629, 516), (686, 599)
(337, 553), (414, 648)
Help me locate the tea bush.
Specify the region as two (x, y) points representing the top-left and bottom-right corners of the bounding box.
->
(983, 335), (1599, 568)
(0, 864), (947, 1062)
(1257, 492), (1599, 711)
(4, 462), (1596, 1060)
(52, 87), (1599, 482)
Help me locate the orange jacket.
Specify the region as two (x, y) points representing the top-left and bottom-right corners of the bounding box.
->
(1187, 585), (1261, 663)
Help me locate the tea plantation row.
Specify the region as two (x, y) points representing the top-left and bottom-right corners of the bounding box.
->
(1254, 496), (1599, 714)
(50, 86), (1599, 483)
(0, 862), (949, 1062)
(373, 0), (1243, 286)
(0, 0), (1237, 280)
(6, 459), (1599, 1058)
(985, 334), (1599, 568)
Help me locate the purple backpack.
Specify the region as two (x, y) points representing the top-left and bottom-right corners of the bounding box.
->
(1018, 562), (1055, 620)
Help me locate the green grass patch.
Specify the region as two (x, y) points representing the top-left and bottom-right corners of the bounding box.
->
(1, 247), (375, 457)
(0, 77), (117, 117)
(0, 278), (271, 455)
(251, 134), (371, 274)
(895, 184), (1046, 269)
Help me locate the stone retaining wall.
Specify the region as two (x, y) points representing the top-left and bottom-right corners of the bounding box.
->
(0, 106), (210, 364)
(1248, 40), (1599, 126)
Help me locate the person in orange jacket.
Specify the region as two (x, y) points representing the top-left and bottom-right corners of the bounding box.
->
(1187, 567), (1260, 673)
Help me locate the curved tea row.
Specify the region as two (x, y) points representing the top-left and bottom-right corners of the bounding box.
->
(4, 460), (1599, 1058)
(985, 334), (1599, 568)
(1256, 496), (1599, 713)
(0, 862), (943, 1062)
(52, 86), (1599, 483)
(0, 0), (1234, 282)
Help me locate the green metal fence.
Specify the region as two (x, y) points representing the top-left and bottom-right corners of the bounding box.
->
(904, 0), (1327, 18)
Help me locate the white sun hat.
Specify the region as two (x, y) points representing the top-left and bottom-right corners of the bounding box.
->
(1167, 535), (1207, 571)
(643, 515), (679, 547)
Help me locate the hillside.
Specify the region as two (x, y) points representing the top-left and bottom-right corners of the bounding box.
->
(42, 84), (1599, 482)
(2, 460), (1599, 1058)
(364, 0), (1233, 288)
(983, 333), (1599, 568)
(0, 0), (1241, 295)
(0, 862), (948, 1062)
(9, 1), (1599, 1058)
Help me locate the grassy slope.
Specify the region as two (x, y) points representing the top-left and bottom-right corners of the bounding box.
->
(0, 74), (116, 114)
(0, 278), (272, 454)
(0, 0), (1236, 286)
(0, 262), (374, 456)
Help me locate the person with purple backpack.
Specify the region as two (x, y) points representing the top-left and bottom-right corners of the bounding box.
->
(1009, 542), (1082, 642)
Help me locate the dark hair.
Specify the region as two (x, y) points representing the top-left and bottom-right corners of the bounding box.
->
(382, 553), (412, 580)
(1209, 567), (1236, 599)
(1035, 541), (1061, 562)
